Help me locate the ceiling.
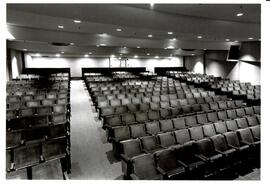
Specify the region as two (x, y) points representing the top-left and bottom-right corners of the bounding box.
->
(6, 3), (260, 58)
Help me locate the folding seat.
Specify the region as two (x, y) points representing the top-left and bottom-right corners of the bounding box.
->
(182, 105), (192, 115)
(210, 134), (237, 165)
(179, 99), (188, 106)
(234, 100), (244, 108)
(217, 101), (227, 110)
(145, 121), (161, 135)
(201, 103), (211, 112)
(153, 91), (161, 96)
(187, 98), (196, 105)
(21, 95), (33, 101)
(220, 95), (228, 101)
(237, 128), (260, 147)
(127, 104), (138, 112)
(115, 105), (128, 115)
(191, 104), (201, 113)
(14, 143), (41, 169)
(196, 114), (209, 125)
(111, 126), (131, 142)
(209, 102), (219, 111)
(256, 114), (261, 124)
(150, 102), (160, 110)
(204, 97), (213, 104)
(140, 135), (164, 154)
(185, 93), (193, 99)
(196, 97), (205, 104)
(174, 143), (205, 177)
(202, 124), (216, 137)
(136, 93), (145, 99)
(53, 104), (66, 114)
(185, 116), (198, 127)
(36, 106), (52, 116)
(160, 109), (172, 119)
(193, 92), (201, 98)
(7, 95), (20, 102)
(122, 113), (136, 125)
(236, 108), (246, 118)
(6, 109), (18, 120)
(46, 93), (57, 99)
(217, 110), (229, 121)
(235, 118), (249, 129)
(160, 95), (169, 102)
(148, 110), (160, 121)
(189, 126), (204, 141)
(120, 139), (145, 176)
(48, 124), (66, 139)
(42, 138), (66, 161)
(7, 103), (21, 111)
(177, 93), (186, 99)
(19, 108), (35, 117)
(26, 100), (40, 107)
(170, 99), (180, 108)
(117, 94), (126, 99)
(200, 92), (208, 98)
(130, 153), (163, 180)
(22, 126), (48, 143)
(193, 138), (224, 175)
(227, 109), (237, 120)
(6, 130), (22, 149)
(253, 106), (261, 114)
(98, 100), (109, 108)
(155, 149), (185, 179)
(225, 120), (238, 131)
(57, 98), (68, 105)
(138, 103), (149, 112)
(160, 101), (170, 109)
(226, 100), (236, 109)
(142, 97), (151, 103)
(110, 99), (121, 107)
(152, 96), (161, 103)
(158, 132), (176, 148)
(207, 112), (218, 123)
(208, 91), (215, 97)
(135, 112), (148, 123)
(214, 121), (228, 134)
(169, 94), (177, 100)
(103, 114), (122, 128)
(159, 119), (174, 132)
(130, 124), (147, 138)
(58, 93), (67, 99)
(246, 115), (259, 126)
(172, 117), (186, 130)
(121, 98), (131, 105)
(244, 107), (255, 116)
(6, 150), (12, 172)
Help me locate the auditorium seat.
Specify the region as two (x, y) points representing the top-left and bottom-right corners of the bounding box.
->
(253, 106), (260, 114)
(237, 128), (260, 148)
(227, 109), (237, 120)
(135, 112), (148, 123)
(158, 132), (176, 148)
(103, 115), (122, 129)
(207, 112), (218, 123)
(244, 107), (255, 116)
(127, 104), (138, 112)
(160, 109), (172, 119)
(145, 121), (161, 135)
(160, 119), (174, 132)
(217, 110), (229, 121)
(140, 135), (164, 154)
(155, 149), (185, 179)
(122, 113), (136, 125)
(196, 113), (209, 125)
(6, 130), (22, 149)
(189, 126), (204, 141)
(148, 110), (160, 121)
(235, 118), (249, 129)
(130, 153), (163, 180)
(214, 121), (228, 134)
(42, 138), (66, 161)
(130, 124), (147, 138)
(172, 117), (186, 130)
(202, 124), (216, 137)
(115, 106), (128, 115)
(201, 103), (211, 112)
(185, 116), (198, 127)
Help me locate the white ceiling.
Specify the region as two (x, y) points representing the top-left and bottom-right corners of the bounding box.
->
(6, 4), (260, 58)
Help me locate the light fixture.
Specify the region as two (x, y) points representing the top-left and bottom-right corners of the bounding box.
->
(234, 40), (239, 43)
(146, 53), (150, 56)
(56, 53), (61, 57)
(137, 46), (141, 48)
(58, 25), (64, 29)
(167, 46), (175, 49)
(120, 53), (123, 56)
(150, 3), (154, 8)
(84, 54), (89, 57)
(74, 20), (81, 23)
(171, 38), (177, 41)
(148, 34), (153, 38)
(118, 57), (121, 60)
(70, 43), (74, 45)
(248, 37), (254, 40)
(191, 54), (195, 56)
(61, 51), (65, 54)
(123, 46), (127, 49)
(237, 13), (244, 17)
(110, 55), (115, 58)
(197, 35), (203, 39)
(168, 32), (173, 35)
(134, 55), (138, 58)
(23, 49), (27, 51)
(225, 39), (230, 42)
(96, 45), (100, 47)
(34, 53), (41, 57)
(204, 49), (207, 50)
(116, 28), (122, 32)
(100, 44), (107, 46)
(89, 52), (92, 54)
(155, 56), (159, 59)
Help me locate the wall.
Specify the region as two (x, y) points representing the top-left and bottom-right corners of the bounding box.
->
(6, 49), (23, 80)
(25, 55), (183, 77)
(185, 50), (261, 85)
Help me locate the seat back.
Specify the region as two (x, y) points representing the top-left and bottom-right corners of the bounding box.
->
(148, 110), (160, 121)
(150, 102), (160, 110)
(113, 126), (130, 141)
(201, 103), (210, 112)
(244, 107), (255, 116)
(160, 119), (174, 132)
(207, 112), (218, 122)
(121, 139), (142, 157)
(250, 125), (260, 139)
(217, 110), (228, 121)
(224, 131), (241, 148)
(227, 109), (237, 119)
(214, 121), (228, 134)
(127, 104), (138, 112)
(145, 121), (161, 135)
(218, 101), (227, 109)
(130, 124), (147, 138)
(139, 103), (150, 111)
(226, 120), (238, 131)
(203, 124), (216, 137)
(253, 106), (261, 114)
(104, 115), (122, 127)
(236, 108), (246, 117)
(209, 102), (219, 111)
(160, 109), (172, 119)
(174, 129), (191, 145)
(189, 126), (204, 141)
(197, 114), (208, 125)
(172, 117), (186, 130)
(174, 143), (194, 163)
(135, 112), (148, 123)
(226, 100), (236, 109)
(238, 128), (255, 143)
(141, 135), (159, 151)
(158, 132), (175, 148)
(211, 134), (228, 152)
(236, 118), (249, 128)
(194, 138), (215, 157)
(185, 116), (198, 127)
(155, 149), (178, 172)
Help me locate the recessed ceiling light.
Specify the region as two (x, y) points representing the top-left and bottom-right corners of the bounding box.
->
(248, 37), (254, 40)
(118, 57), (121, 60)
(234, 40), (239, 43)
(56, 53), (61, 57)
(74, 20), (81, 23)
(96, 45), (100, 47)
(197, 36), (203, 39)
(167, 46), (175, 49)
(137, 46), (141, 48)
(89, 52), (92, 54)
(148, 34), (153, 38)
(116, 28), (122, 32)
(34, 53), (41, 57)
(171, 38), (177, 41)
(58, 25), (64, 29)
(146, 53), (150, 56)
(134, 55), (138, 58)
(61, 51), (64, 54)
(191, 54), (195, 56)
(204, 49), (207, 50)
(155, 56), (159, 59)
(120, 53), (123, 56)
(150, 3), (154, 8)
(225, 39), (230, 42)
(168, 32), (173, 35)
(111, 55), (115, 58)
(100, 44), (107, 46)
(70, 43), (74, 45)
(237, 13), (244, 17)
(23, 49), (27, 51)
(123, 46), (127, 49)
(84, 54), (89, 57)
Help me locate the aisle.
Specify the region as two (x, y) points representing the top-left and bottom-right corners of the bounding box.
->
(69, 80), (122, 179)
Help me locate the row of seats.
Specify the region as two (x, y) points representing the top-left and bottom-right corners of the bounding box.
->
(122, 125), (260, 179)
(7, 92), (69, 102)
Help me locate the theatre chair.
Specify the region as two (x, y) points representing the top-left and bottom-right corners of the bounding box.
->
(172, 117), (186, 130)
(202, 124), (216, 137)
(185, 116), (198, 127)
(214, 121), (228, 134)
(145, 121), (161, 135)
(226, 120), (239, 131)
(158, 132), (176, 149)
(42, 138), (67, 162)
(160, 119), (174, 132)
(140, 135), (165, 154)
(235, 118), (249, 129)
(122, 113), (136, 125)
(189, 126), (204, 141)
(130, 153), (163, 180)
(130, 124), (148, 139)
(154, 149), (185, 179)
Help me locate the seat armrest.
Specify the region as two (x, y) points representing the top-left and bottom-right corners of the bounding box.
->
(142, 149), (150, 153)
(254, 137), (260, 141)
(215, 149), (226, 155)
(158, 145), (167, 149)
(195, 154), (208, 162)
(120, 154), (130, 163)
(228, 144), (239, 150)
(240, 140), (252, 146)
(156, 166), (167, 176)
(130, 173), (140, 180)
(177, 160), (188, 168)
